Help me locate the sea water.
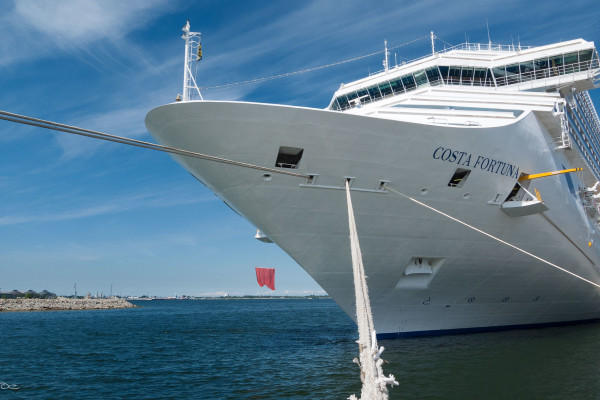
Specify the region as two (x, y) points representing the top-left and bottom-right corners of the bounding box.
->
(1, 299), (600, 399)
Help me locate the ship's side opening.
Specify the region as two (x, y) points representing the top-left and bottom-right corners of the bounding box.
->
(448, 168), (471, 187)
(275, 146), (304, 169)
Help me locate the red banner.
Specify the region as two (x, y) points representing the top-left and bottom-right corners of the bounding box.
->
(255, 267), (275, 290)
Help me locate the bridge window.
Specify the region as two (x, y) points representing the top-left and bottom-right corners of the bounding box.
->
(564, 52), (579, 73)
(390, 78), (404, 94)
(438, 66), (449, 83)
(485, 68), (495, 86)
(337, 95), (349, 110)
(379, 81), (393, 97)
(425, 67), (441, 85)
(448, 67), (461, 84)
(579, 49), (593, 63)
(520, 61), (534, 81)
(461, 67), (474, 85)
(357, 89), (370, 105)
(549, 55), (563, 76)
(534, 57), (549, 79)
(473, 68), (486, 86)
(368, 85), (382, 101)
(505, 64), (520, 84)
(402, 75), (416, 91)
(493, 66), (507, 86)
(346, 91), (359, 105)
(414, 70), (428, 87)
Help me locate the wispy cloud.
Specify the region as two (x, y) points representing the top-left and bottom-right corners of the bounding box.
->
(0, 0), (175, 67)
(54, 105), (155, 159)
(0, 186), (216, 226)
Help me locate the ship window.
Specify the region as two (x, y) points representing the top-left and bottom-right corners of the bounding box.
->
(534, 57), (549, 78)
(357, 89), (370, 105)
(505, 64), (520, 84)
(275, 146), (304, 169)
(368, 85), (382, 100)
(579, 49), (593, 63)
(461, 67), (474, 85)
(414, 70), (428, 87)
(549, 55), (563, 76)
(379, 81), (393, 97)
(520, 61), (534, 81)
(346, 91), (359, 102)
(485, 68), (495, 86)
(564, 52), (578, 66)
(402, 75), (416, 91)
(447, 168), (471, 188)
(438, 66), (449, 83)
(492, 66), (506, 86)
(448, 67), (461, 85)
(473, 68), (486, 86)
(425, 67), (441, 85)
(337, 95), (349, 110)
(390, 78), (404, 94)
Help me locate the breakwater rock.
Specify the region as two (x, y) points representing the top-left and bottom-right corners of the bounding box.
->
(0, 297), (137, 312)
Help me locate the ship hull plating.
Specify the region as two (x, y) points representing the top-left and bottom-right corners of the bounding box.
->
(146, 101), (600, 336)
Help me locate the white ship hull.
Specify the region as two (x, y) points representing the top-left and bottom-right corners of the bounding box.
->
(146, 100), (600, 337)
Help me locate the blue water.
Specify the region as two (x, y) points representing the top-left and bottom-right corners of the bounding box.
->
(2, 299), (600, 399)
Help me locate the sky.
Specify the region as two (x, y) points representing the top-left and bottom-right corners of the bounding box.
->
(1, 0), (599, 297)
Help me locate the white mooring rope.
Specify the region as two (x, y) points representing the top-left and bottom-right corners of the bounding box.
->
(346, 180), (398, 400)
(0, 110), (309, 179)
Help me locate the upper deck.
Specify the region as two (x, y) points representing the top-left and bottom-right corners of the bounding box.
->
(329, 39), (600, 111)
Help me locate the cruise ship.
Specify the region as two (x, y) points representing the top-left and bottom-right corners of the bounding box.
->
(145, 26), (600, 337)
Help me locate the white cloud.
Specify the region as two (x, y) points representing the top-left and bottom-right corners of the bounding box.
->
(13, 0), (166, 43)
(0, 0), (175, 67)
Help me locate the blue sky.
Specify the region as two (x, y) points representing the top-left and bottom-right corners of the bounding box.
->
(1, 0), (599, 297)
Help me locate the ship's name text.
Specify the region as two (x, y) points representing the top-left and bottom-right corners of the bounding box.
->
(432, 147), (519, 179)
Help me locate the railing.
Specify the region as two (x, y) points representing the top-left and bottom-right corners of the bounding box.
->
(577, 92), (600, 138)
(579, 189), (600, 221)
(439, 42), (534, 54)
(494, 59), (599, 87)
(444, 77), (496, 87)
(369, 42), (532, 77)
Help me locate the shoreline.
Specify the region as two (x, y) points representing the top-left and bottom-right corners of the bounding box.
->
(0, 297), (137, 312)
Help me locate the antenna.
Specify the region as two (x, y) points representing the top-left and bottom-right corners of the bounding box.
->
(486, 19), (491, 48)
(383, 40), (389, 72)
(430, 31), (435, 55)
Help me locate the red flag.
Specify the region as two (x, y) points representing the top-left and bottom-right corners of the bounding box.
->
(255, 267), (275, 290)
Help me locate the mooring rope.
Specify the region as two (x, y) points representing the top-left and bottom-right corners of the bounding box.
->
(386, 185), (600, 289)
(346, 180), (397, 400)
(0, 110), (309, 179)
(199, 35), (429, 91)
(0, 382), (19, 390)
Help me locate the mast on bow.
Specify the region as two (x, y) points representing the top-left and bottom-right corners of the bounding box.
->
(180, 20), (203, 101)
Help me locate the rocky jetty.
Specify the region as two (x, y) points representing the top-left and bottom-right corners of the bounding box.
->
(0, 297), (136, 312)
